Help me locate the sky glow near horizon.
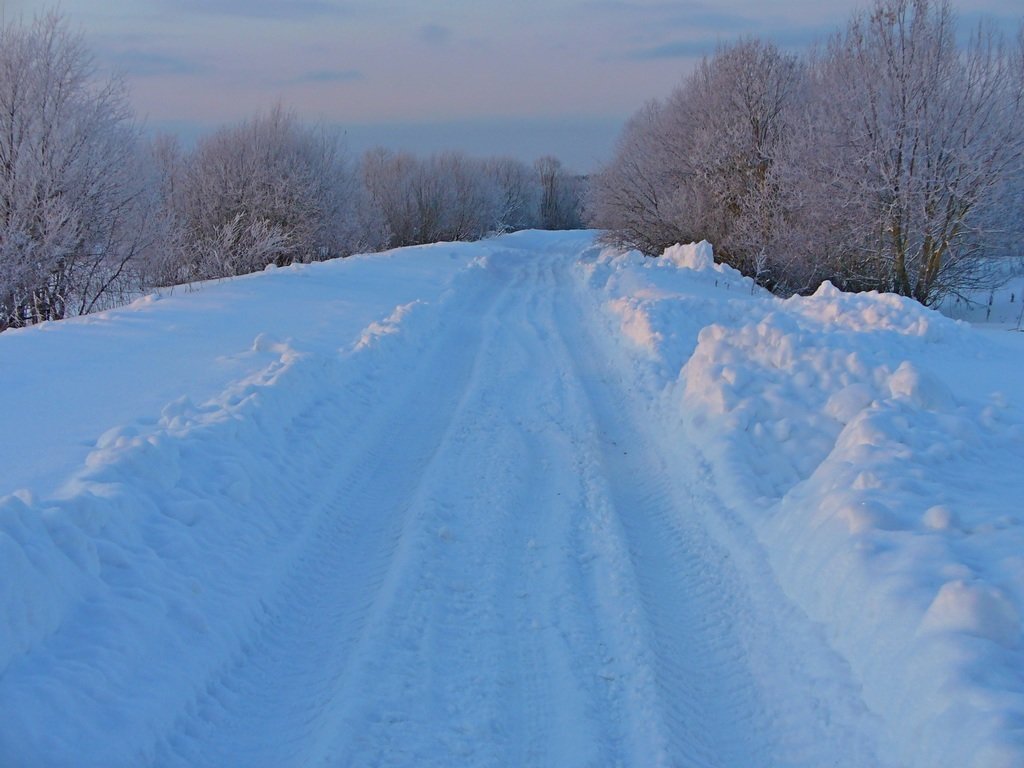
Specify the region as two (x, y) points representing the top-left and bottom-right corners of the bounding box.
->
(3, 0), (1021, 170)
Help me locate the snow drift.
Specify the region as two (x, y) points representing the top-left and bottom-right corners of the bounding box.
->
(0, 241), (490, 763)
(579, 242), (1024, 768)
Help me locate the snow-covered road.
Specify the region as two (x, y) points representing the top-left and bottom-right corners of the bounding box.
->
(2, 232), (1023, 767)
(150, 250), (879, 767)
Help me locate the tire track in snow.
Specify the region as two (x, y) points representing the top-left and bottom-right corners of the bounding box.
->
(554, 252), (889, 768)
(153, 264), (514, 767)
(149, 240), (888, 767)
(316, 255), (623, 766)
(514, 257), (663, 766)
(498, 258), (632, 766)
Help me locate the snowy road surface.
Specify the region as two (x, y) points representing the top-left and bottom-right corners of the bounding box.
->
(2, 232), (1023, 767)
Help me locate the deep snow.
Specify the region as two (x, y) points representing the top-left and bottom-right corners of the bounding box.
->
(582, 242), (1024, 768)
(0, 231), (1022, 767)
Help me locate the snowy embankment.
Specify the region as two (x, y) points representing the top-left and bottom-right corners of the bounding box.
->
(0, 243), (491, 763)
(580, 242), (1024, 768)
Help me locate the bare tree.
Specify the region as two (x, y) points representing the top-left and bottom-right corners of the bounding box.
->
(588, 100), (697, 254)
(589, 39), (802, 279)
(484, 157), (540, 232)
(0, 13), (158, 329)
(800, 0), (1024, 303)
(535, 156), (584, 230)
(172, 106), (355, 281)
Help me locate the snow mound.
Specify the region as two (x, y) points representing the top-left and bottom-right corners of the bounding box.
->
(0, 240), (492, 764)
(797, 281), (967, 341)
(920, 580), (1020, 648)
(679, 312), (891, 499)
(583, 240), (1024, 768)
(606, 298), (661, 355)
(659, 241), (714, 270)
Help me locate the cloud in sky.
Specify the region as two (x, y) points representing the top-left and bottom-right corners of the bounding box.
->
(290, 69), (365, 85)
(14, 0), (1022, 166)
(625, 39), (715, 60)
(105, 49), (206, 77)
(625, 23), (840, 61)
(580, 1), (755, 31)
(164, 0), (358, 21)
(417, 23), (452, 45)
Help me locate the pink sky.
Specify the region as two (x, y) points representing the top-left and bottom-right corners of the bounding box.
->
(6, 0), (1021, 169)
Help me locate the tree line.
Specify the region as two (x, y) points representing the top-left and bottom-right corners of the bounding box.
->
(0, 13), (586, 331)
(5, 1), (1018, 331)
(589, 0), (1024, 305)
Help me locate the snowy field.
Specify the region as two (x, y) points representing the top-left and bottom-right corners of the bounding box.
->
(1, 231), (1022, 767)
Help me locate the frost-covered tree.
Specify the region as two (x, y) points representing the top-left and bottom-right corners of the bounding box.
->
(0, 13), (159, 329)
(588, 100), (697, 255)
(140, 133), (188, 288)
(359, 148), (418, 248)
(484, 157), (540, 233)
(359, 149), (460, 247)
(793, 0), (1024, 303)
(589, 39), (802, 282)
(431, 152), (501, 242)
(172, 106), (355, 280)
(685, 39), (803, 282)
(360, 150), (546, 247)
(535, 156), (584, 230)
(591, 4), (1022, 303)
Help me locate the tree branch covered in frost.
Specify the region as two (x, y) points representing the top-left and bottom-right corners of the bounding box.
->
(0, 13), (161, 329)
(589, 0), (1024, 305)
(163, 105), (357, 282)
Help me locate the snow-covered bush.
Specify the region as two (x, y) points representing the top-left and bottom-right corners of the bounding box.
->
(359, 149), (560, 248)
(0, 13), (160, 329)
(590, 0), (1024, 304)
(171, 106), (356, 281)
(589, 38), (803, 285)
(792, 0), (1024, 304)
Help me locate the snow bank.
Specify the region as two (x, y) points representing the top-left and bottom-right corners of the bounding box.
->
(658, 240), (715, 271)
(580, 241), (1024, 767)
(0, 242), (496, 764)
